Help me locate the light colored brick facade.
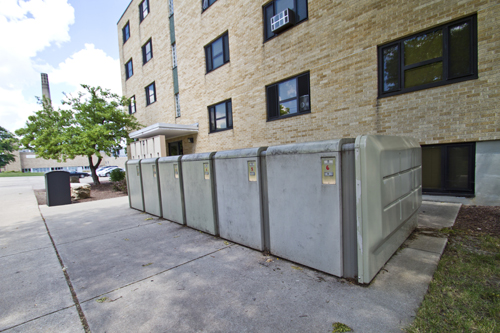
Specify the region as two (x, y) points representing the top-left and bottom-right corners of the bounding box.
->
(118, 0), (499, 204)
(118, 0), (499, 152)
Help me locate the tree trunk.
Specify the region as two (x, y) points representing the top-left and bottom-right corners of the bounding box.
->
(89, 155), (102, 185)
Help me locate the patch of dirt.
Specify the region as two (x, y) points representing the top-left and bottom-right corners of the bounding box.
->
(453, 205), (500, 237)
(34, 180), (127, 206)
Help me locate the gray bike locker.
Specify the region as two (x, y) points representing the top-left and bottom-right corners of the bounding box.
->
(266, 139), (356, 278)
(214, 147), (269, 251)
(140, 158), (162, 217)
(158, 156), (186, 225)
(126, 159), (144, 211)
(181, 152), (218, 235)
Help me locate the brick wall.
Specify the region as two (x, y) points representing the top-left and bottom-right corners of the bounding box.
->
(118, 0), (499, 153)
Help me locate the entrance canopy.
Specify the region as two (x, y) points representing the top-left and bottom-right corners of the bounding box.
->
(129, 123), (198, 140)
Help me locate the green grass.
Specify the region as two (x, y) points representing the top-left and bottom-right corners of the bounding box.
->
(0, 172), (45, 177)
(407, 229), (500, 332)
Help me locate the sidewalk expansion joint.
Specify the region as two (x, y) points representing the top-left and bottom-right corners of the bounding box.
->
(81, 244), (234, 304)
(38, 206), (91, 333)
(0, 245), (53, 259)
(0, 305), (76, 332)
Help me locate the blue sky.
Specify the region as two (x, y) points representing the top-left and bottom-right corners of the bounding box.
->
(0, 0), (132, 132)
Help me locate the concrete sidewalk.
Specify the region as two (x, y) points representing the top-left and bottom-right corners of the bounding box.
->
(0, 177), (461, 332)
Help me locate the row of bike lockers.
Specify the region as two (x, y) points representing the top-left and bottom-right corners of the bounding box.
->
(126, 135), (423, 284)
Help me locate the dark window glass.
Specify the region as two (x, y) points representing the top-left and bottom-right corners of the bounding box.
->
(129, 96), (136, 114)
(125, 59), (133, 80)
(145, 82), (156, 105)
(122, 22), (130, 43)
(202, 0), (217, 11)
(208, 99), (233, 133)
(168, 141), (183, 156)
(378, 15), (477, 97)
(205, 32), (229, 73)
(142, 39), (153, 64)
(139, 0), (149, 22)
(422, 142), (475, 196)
(382, 45), (399, 92)
(263, 0), (308, 41)
(266, 72), (310, 121)
(449, 21), (472, 78)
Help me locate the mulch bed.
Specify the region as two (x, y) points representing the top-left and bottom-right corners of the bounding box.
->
(34, 180), (127, 206)
(453, 205), (500, 237)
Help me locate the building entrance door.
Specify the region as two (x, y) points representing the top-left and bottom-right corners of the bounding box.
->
(168, 141), (183, 156)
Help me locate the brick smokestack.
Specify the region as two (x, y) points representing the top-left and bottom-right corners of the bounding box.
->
(41, 73), (51, 106)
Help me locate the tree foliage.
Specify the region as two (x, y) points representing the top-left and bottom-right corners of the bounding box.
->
(16, 85), (141, 184)
(0, 126), (19, 168)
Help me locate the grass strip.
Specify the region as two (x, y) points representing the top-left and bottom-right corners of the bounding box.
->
(407, 228), (500, 332)
(0, 172), (45, 177)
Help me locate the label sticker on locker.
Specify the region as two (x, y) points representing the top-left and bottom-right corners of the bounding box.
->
(174, 164), (179, 179)
(321, 157), (336, 185)
(136, 166), (140, 176)
(248, 160), (257, 182)
(152, 165), (157, 178)
(203, 162), (210, 180)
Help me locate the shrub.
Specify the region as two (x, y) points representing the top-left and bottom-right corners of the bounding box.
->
(113, 179), (128, 194)
(109, 168), (125, 182)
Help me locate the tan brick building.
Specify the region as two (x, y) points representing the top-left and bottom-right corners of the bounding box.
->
(117, 0), (499, 205)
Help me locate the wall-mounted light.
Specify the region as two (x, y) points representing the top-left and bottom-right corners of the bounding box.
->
(188, 138), (194, 143)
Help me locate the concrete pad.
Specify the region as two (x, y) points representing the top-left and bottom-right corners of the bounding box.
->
(406, 235), (448, 255)
(39, 197), (155, 245)
(0, 247), (75, 330)
(0, 183), (52, 257)
(418, 201), (461, 229)
(56, 221), (228, 301)
(80, 244), (432, 333)
(2, 307), (83, 333)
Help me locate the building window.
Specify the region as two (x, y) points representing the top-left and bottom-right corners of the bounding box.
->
(122, 22), (130, 43)
(378, 15), (477, 97)
(142, 39), (153, 64)
(422, 142), (475, 196)
(202, 0), (217, 11)
(125, 59), (133, 80)
(139, 0), (149, 22)
(266, 72), (310, 121)
(172, 43), (177, 68)
(208, 99), (232, 133)
(263, 0), (308, 42)
(175, 93), (181, 117)
(129, 96), (136, 114)
(169, 0), (174, 16)
(205, 32), (229, 73)
(145, 82), (156, 105)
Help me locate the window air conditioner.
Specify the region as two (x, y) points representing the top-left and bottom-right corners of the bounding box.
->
(271, 8), (295, 33)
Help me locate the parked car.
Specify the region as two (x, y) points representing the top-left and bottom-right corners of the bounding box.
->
(97, 166), (123, 177)
(69, 171), (90, 178)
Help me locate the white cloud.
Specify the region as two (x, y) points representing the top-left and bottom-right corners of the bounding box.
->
(0, 0), (122, 133)
(0, 0), (75, 89)
(50, 44), (121, 95)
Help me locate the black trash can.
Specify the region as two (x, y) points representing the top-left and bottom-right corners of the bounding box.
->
(45, 171), (71, 206)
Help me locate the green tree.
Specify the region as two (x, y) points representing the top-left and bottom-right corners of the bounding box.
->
(0, 126), (19, 169)
(16, 85), (141, 184)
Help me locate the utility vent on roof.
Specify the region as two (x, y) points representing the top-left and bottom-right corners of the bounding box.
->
(271, 8), (295, 33)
